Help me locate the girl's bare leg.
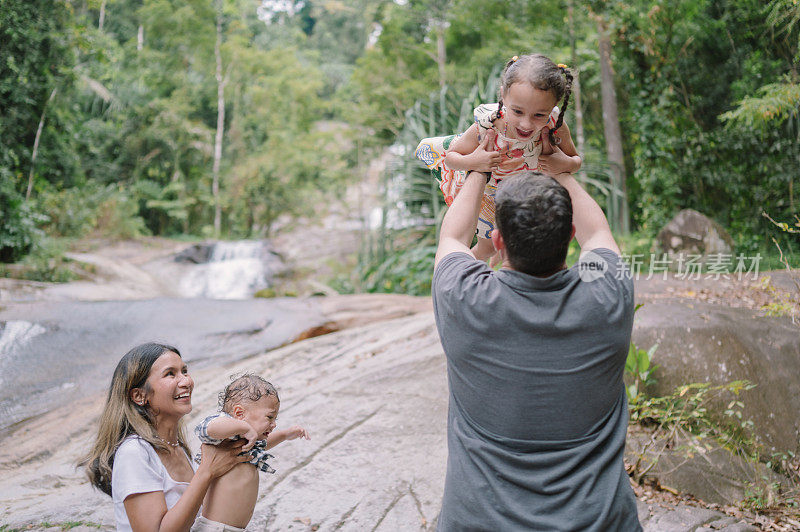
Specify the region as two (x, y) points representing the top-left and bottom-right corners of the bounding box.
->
(471, 237), (496, 262)
(488, 251), (501, 269)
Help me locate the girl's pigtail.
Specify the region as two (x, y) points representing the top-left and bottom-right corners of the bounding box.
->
(549, 64), (573, 145)
(495, 55), (519, 122)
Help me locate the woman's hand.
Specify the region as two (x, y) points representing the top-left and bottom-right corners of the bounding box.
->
(198, 439), (249, 479)
(241, 426), (259, 452)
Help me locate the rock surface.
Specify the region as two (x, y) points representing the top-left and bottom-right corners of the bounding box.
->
(0, 295), (779, 531)
(631, 299), (800, 455)
(0, 300), (447, 530)
(626, 426), (788, 506)
(0, 297), (327, 432)
(656, 209), (735, 258)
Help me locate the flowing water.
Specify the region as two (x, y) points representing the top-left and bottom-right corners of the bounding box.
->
(178, 240), (283, 299)
(0, 240), (321, 434)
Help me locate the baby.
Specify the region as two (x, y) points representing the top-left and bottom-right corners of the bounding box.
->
(192, 373), (309, 531)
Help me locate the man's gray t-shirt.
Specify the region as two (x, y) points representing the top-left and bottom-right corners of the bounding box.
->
(432, 248), (641, 531)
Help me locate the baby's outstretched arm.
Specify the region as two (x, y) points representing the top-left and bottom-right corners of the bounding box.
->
(444, 124), (504, 173)
(265, 425), (311, 450)
(205, 416), (259, 451)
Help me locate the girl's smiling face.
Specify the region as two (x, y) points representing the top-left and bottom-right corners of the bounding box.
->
(501, 82), (558, 141)
(136, 351), (194, 420)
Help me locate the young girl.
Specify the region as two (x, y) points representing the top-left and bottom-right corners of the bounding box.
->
(416, 54), (581, 261)
(191, 373), (310, 531)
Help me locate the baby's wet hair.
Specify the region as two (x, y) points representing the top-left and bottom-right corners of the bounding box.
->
(496, 54), (573, 145)
(218, 373), (279, 414)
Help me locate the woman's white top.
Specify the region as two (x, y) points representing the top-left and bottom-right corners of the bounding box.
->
(112, 435), (197, 532)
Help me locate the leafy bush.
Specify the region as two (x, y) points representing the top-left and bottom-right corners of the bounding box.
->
(35, 183), (148, 239)
(0, 178), (45, 263)
(16, 237), (79, 283)
(357, 242), (437, 296)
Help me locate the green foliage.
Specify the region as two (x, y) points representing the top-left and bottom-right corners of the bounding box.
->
(0, 0), (357, 263)
(34, 183), (148, 239)
(0, 0), (76, 186)
(721, 80), (800, 130)
(13, 237), (79, 283)
(0, 179), (45, 263)
(630, 380), (756, 439)
(3, 0), (799, 273)
(607, 0), (800, 243)
(625, 338), (659, 403)
(357, 241), (437, 296)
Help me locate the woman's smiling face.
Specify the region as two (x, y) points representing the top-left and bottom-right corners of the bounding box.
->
(140, 351), (194, 420)
(502, 82), (558, 141)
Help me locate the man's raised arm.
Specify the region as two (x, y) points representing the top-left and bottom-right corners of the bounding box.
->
(434, 170), (487, 268)
(552, 173), (621, 256)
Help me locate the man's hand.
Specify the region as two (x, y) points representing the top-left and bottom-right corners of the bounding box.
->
(538, 148), (578, 175)
(468, 130), (505, 172)
(539, 126), (581, 177)
(538, 128), (580, 175)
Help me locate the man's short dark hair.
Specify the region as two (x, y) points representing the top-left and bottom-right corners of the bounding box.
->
(495, 172), (573, 276)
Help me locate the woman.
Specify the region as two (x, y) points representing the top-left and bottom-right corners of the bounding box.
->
(81, 343), (247, 531)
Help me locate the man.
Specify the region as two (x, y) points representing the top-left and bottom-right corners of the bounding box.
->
(431, 167), (642, 531)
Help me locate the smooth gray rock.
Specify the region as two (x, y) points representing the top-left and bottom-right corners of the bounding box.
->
(632, 300), (800, 455)
(626, 428), (788, 506)
(697, 522), (758, 532)
(656, 209), (735, 259)
(0, 297), (326, 432)
(0, 297), (767, 531)
(174, 243), (215, 263)
(643, 505), (726, 530)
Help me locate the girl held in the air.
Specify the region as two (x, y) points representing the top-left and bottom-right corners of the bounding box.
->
(416, 53), (581, 261)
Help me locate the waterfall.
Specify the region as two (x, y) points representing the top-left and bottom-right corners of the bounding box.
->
(178, 240), (281, 299)
(0, 321), (46, 387)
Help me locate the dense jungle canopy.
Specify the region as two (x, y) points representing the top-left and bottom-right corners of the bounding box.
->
(1, 0), (799, 267)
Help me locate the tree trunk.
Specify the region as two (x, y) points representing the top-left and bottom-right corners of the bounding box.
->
(99, 0), (106, 31)
(212, 3), (226, 237)
(137, 25), (144, 51)
(568, 0), (587, 182)
(435, 22), (446, 88)
(27, 87), (57, 201)
(596, 16), (630, 234)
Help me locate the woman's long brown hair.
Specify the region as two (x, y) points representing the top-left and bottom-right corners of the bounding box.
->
(78, 343), (190, 496)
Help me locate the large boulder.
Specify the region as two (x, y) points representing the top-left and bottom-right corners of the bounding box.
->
(656, 209), (735, 259)
(632, 300), (800, 455)
(626, 425), (788, 506)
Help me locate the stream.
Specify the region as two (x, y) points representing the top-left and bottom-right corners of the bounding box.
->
(0, 240), (324, 433)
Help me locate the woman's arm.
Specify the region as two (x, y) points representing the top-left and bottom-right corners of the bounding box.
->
(123, 441), (246, 532)
(443, 123), (504, 172)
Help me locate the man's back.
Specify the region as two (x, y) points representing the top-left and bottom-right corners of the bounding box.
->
(432, 249), (641, 531)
